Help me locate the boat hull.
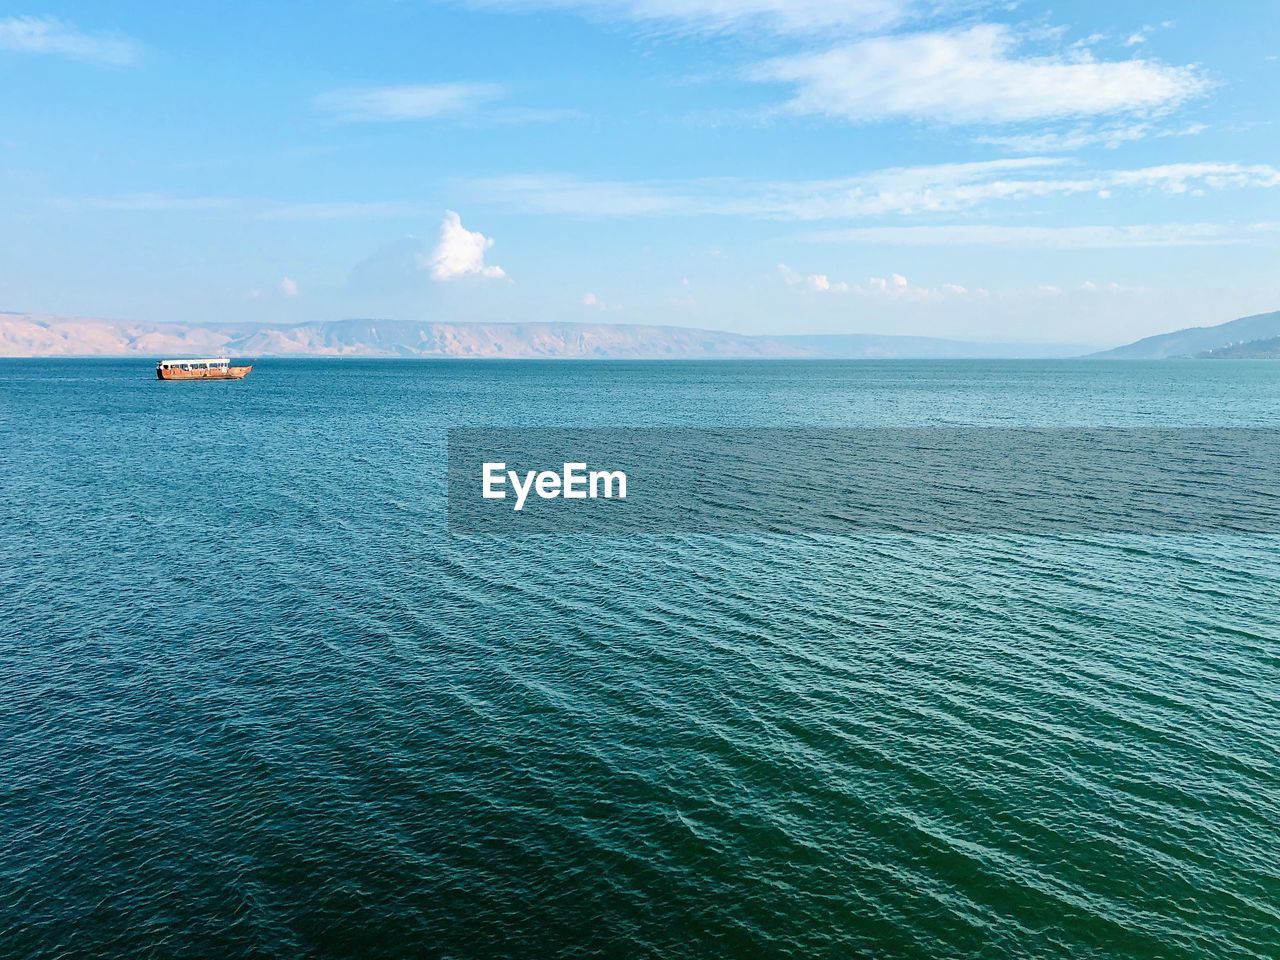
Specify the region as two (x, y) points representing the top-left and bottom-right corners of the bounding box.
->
(157, 365), (252, 381)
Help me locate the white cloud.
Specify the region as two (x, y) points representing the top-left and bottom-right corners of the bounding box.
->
(460, 0), (948, 36)
(280, 277), (299, 297)
(861, 273), (978, 299)
(0, 15), (139, 65)
(425, 210), (508, 281)
(867, 273), (909, 296)
(754, 25), (1208, 124)
(1080, 280), (1152, 294)
(314, 83), (506, 121)
(780, 264), (974, 299)
(779, 264), (848, 292)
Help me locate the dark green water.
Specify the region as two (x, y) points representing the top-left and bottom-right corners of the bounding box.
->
(1, 359), (1278, 959)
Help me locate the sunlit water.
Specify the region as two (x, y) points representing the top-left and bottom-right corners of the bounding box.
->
(1, 359), (1278, 959)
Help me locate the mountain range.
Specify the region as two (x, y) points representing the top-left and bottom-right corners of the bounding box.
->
(0, 313), (1085, 360)
(1088, 310), (1280, 359)
(4, 309), (1279, 360)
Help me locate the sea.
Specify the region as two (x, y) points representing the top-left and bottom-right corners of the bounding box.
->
(1, 358), (1277, 959)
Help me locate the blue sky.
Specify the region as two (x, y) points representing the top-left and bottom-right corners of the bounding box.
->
(1, 1), (1278, 345)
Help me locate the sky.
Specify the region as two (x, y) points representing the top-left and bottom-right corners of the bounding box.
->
(1, 1), (1278, 346)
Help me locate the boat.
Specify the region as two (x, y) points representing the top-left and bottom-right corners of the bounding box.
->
(156, 358), (252, 381)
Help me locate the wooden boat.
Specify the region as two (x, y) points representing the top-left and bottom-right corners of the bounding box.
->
(156, 358), (252, 381)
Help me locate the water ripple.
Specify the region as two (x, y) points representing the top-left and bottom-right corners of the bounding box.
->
(2, 359), (1279, 959)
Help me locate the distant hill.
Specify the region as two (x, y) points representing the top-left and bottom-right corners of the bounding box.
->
(0, 313), (1085, 360)
(775, 333), (1082, 359)
(1197, 336), (1280, 359)
(1090, 310), (1280, 359)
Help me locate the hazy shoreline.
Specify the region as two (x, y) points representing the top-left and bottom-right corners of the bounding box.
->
(7, 308), (1280, 360)
(0, 311), (1101, 360)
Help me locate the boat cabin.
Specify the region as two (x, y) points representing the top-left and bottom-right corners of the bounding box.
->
(156, 358), (232, 372)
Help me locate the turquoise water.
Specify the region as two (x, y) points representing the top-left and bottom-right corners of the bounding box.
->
(1, 358), (1278, 959)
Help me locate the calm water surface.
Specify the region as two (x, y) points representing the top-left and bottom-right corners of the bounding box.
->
(1, 359), (1278, 959)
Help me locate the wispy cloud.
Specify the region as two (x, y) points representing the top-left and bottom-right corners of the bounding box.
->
(753, 25), (1209, 124)
(582, 291), (623, 310)
(468, 174), (698, 216)
(800, 223), (1279, 248)
(1107, 163), (1280, 192)
(61, 193), (236, 212)
(459, 0), (958, 37)
(469, 160), (1280, 221)
(425, 210), (508, 281)
(474, 159), (1069, 219)
(0, 15), (139, 66)
(56, 193), (427, 220)
(58, 162), (1280, 237)
(976, 121), (1208, 153)
(259, 200), (426, 221)
(314, 83), (506, 121)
